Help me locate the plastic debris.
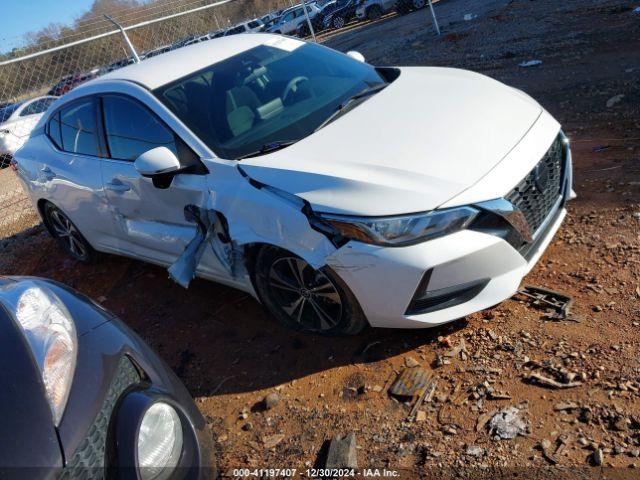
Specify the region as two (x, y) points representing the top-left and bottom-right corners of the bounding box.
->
(519, 59), (542, 67)
(488, 406), (528, 439)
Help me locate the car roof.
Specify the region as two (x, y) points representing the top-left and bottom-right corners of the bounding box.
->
(95, 34), (280, 91)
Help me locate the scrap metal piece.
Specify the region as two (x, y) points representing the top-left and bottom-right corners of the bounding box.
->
(517, 285), (579, 321)
(168, 204), (237, 288)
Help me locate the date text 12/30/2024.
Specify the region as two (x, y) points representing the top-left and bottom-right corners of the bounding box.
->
(233, 469), (401, 477)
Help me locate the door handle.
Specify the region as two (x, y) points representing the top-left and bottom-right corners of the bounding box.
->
(105, 179), (131, 192)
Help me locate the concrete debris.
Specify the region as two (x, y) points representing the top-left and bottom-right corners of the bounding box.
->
(415, 410), (427, 422)
(519, 59), (542, 67)
(524, 372), (582, 389)
(325, 433), (358, 469)
(444, 339), (469, 359)
(488, 406), (528, 440)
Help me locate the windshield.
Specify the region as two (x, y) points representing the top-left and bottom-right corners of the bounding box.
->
(154, 41), (387, 160)
(0, 102), (22, 124)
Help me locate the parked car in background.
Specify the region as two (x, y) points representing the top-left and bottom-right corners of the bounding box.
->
(100, 57), (136, 75)
(265, 3), (322, 35)
(0, 95), (57, 168)
(225, 19), (264, 36)
(355, 0), (397, 20)
(14, 35), (573, 336)
(260, 16), (282, 32)
(48, 70), (99, 96)
(395, 0), (426, 14)
(0, 276), (214, 477)
(143, 45), (172, 59)
(322, 0), (359, 29)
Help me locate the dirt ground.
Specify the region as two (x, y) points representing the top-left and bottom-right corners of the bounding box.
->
(2, 0), (640, 477)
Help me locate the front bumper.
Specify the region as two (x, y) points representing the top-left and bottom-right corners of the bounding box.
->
(325, 133), (573, 329)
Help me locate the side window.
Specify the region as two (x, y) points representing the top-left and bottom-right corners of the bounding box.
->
(58, 99), (101, 156)
(48, 112), (63, 149)
(102, 95), (181, 162)
(283, 12), (294, 22)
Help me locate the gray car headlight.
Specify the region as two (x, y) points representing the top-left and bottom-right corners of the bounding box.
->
(0, 281), (77, 425)
(137, 402), (183, 480)
(318, 206), (479, 246)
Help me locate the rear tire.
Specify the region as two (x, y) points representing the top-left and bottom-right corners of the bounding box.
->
(254, 246), (368, 336)
(43, 203), (97, 264)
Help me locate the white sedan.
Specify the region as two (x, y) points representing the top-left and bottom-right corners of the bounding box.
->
(0, 96), (57, 167)
(14, 35), (573, 335)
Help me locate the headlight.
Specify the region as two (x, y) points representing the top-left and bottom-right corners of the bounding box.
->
(137, 402), (183, 480)
(318, 206), (479, 246)
(0, 281), (77, 425)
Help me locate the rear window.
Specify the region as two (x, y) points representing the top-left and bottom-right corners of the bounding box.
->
(48, 98), (100, 156)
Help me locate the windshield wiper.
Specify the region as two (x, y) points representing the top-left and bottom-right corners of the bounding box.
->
(315, 82), (387, 132)
(237, 140), (298, 160)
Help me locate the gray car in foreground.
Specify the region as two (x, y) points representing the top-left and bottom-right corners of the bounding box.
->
(0, 277), (215, 479)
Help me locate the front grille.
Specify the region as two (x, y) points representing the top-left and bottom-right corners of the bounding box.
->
(506, 135), (565, 235)
(61, 356), (140, 480)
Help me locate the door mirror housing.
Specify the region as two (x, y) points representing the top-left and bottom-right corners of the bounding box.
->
(346, 50), (365, 63)
(134, 147), (181, 178)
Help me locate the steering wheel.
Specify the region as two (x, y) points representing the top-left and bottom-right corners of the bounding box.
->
(282, 76), (313, 105)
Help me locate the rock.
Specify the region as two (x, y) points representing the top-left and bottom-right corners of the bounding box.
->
(262, 434), (285, 449)
(466, 445), (484, 457)
(592, 448), (604, 466)
(630, 450), (640, 458)
(263, 392), (281, 410)
(242, 422), (253, 431)
(416, 410), (427, 422)
(488, 406), (528, 439)
(540, 439), (557, 464)
(405, 356), (420, 368)
(325, 433), (358, 469)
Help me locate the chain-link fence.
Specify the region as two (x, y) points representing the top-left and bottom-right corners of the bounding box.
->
(0, 0), (441, 240)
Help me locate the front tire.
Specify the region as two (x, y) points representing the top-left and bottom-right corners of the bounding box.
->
(254, 246), (367, 336)
(333, 16), (346, 29)
(44, 203), (97, 264)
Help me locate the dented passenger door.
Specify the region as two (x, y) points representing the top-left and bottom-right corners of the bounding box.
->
(98, 94), (217, 269)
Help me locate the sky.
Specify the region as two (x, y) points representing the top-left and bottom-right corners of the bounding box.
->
(3, 0), (94, 44)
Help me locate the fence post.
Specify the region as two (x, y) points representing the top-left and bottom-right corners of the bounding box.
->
(103, 15), (141, 62)
(300, 0), (317, 42)
(427, 0), (441, 35)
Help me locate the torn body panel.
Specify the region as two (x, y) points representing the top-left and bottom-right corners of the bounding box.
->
(167, 161), (338, 293)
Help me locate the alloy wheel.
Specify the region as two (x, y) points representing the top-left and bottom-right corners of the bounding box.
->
(268, 256), (342, 332)
(49, 209), (89, 260)
(413, 0), (426, 9)
(333, 16), (345, 29)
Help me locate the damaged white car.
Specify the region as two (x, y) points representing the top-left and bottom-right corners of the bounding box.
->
(14, 34), (573, 335)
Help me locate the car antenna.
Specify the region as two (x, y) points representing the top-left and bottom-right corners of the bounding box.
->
(104, 14), (141, 63)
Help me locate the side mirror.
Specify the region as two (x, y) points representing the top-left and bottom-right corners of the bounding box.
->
(347, 50), (365, 63)
(134, 147), (181, 178)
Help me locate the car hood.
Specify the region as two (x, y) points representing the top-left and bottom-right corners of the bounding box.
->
(240, 67), (543, 216)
